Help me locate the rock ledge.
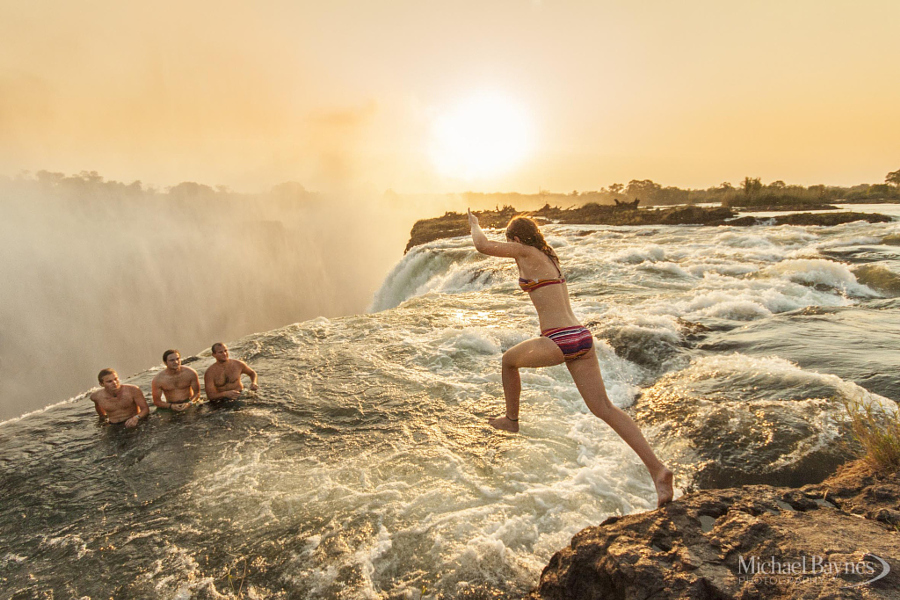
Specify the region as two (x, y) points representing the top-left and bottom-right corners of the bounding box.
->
(528, 461), (900, 599)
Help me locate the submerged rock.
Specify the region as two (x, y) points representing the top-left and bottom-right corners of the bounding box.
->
(853, 264), (900, 296)
(725, 204), (841, 212)
(529, 461), (900, 600)
(727, 212), (893, 227)
(629, 354), (883, 490)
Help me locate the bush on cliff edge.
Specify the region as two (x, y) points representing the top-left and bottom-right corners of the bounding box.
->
(843, 398), (900, 473)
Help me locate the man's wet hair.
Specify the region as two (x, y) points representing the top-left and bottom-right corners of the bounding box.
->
(162, 349), (180, 363)
(98, 368), (117, 384)
(211, 342), (226, 354)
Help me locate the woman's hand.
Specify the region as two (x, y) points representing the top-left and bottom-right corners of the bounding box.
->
(467, 208), (479, 228)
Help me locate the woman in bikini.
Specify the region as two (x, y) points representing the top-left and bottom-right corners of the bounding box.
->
(468, 209), (674, 507)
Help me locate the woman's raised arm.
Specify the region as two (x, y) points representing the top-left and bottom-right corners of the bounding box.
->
(468, 209), (523, 258)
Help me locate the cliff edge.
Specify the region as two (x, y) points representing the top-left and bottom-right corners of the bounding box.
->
(528, 461), (900, 599)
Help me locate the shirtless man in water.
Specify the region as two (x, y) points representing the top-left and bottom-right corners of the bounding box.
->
(90, 369), (149, 427)
(204, 343), (258, 401)
(151, 349), (201, 411)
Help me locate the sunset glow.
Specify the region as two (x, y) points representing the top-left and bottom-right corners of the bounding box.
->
(429, 93), (533, 181)
(1, 1), (899, 192)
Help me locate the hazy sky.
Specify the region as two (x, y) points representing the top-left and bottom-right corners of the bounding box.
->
(2, 0), (898, 193)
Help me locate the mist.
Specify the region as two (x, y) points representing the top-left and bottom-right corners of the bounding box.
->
(0, 172), (429, 420)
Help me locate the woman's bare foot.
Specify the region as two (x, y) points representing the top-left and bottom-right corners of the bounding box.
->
(488, 416), (519, 433)
(655, 468), (674, 507)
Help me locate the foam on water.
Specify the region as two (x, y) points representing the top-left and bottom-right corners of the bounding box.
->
(762, 258), (880, 296)
(43, 309), (648, 597)
(370, 242), (517, 312)
(610, 244), (667, 264)
(637, 353), (894, 488)
(3, 218), (899, 597)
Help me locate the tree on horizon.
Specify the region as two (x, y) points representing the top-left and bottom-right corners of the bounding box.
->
(886, 169), (900, 188)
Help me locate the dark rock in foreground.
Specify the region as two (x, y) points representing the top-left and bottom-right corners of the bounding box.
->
(405, 205), (893, 252)
(529, 461), (900, 600)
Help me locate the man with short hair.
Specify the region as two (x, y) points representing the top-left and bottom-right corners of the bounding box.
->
(90, 369), (150, 427)
(151, 349), (201, 411)
(204, 342), (259, 401)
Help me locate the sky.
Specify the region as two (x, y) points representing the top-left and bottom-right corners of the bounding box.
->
(2, 0), (899, 194)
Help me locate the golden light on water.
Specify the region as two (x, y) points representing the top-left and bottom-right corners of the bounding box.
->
(429, 92), (533, 181)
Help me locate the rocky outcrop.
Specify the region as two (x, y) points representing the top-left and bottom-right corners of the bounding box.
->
(404, 207), (519, 253)
(724, 204), (840, 212)
(529, 461), (900, 600)
(614, 198), (641, 209)
(405, 205), (736, 252)
(727, 212), (893, 227)
(405, 206), (894, 252)
(533, 204), (736, 226)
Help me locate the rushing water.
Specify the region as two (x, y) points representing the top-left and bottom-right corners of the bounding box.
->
(2, 217), (899, 598)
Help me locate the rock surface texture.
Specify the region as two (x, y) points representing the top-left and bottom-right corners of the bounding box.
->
(529, 462), (900, 599)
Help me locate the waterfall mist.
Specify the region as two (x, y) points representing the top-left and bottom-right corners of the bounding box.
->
(0, 172), (423, 420)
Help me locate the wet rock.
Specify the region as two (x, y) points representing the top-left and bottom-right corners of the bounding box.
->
(728, 204), (841, 212)
(633, 366), (854, 490)
(811, 462), (900, 524)
(405, 207), (518, 253)
(584, 318), (686, 374)
(727, 212), (892, 227)
(852, 265), (900, 296)
(529, 462), (900, 600)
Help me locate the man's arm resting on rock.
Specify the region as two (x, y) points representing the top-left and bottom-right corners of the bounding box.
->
(241, 362), (259, 390)
(151, 378), (171, 408)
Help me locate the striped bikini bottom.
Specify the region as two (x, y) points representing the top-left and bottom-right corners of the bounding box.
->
(542, 326), (593, 361)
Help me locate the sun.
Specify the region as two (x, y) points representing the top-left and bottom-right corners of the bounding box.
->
(429, 92), (533, 181)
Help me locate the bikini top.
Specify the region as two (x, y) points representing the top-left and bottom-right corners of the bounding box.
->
(518, 276), (566, 292)
(518, 261), (565, 293)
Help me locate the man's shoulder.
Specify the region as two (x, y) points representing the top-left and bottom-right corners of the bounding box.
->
(227, 359), (248, 368)
(122, 383), (143, 394)
(89, 389), (104, 402)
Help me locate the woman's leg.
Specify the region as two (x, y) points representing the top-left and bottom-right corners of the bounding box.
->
(566, 348), (674, 507)
(489, 337), (564, 432)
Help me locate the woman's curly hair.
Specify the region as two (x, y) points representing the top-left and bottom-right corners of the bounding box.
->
(505, 216), (559, 265)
